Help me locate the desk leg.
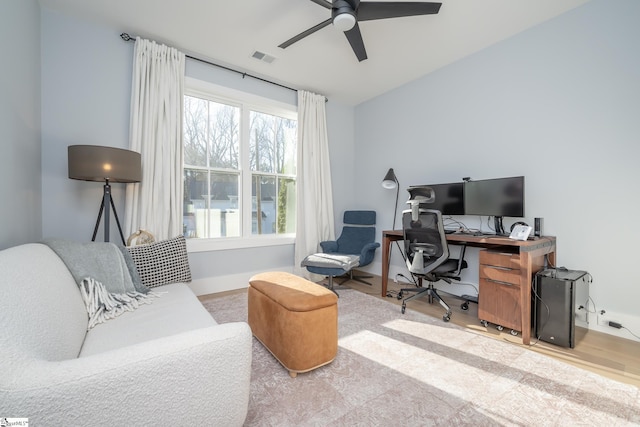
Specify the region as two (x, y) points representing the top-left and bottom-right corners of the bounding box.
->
(381, 233), (392, 297)
(520, 252), (533, 346)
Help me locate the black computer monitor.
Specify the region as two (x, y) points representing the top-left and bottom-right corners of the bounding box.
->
(464, 176), (525, 234)
(407, 182), (465, 215)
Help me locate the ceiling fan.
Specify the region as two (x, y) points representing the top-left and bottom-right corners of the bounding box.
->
(278, 0), (442, 62)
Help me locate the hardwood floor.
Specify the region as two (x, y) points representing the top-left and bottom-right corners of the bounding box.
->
(338, 273), (640, 388)
(200, 273), (640, 388)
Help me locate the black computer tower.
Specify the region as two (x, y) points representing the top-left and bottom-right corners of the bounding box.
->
(534, 269), (589, 348)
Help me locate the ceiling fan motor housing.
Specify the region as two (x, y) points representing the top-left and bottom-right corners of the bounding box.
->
(332, 0), (357, 31)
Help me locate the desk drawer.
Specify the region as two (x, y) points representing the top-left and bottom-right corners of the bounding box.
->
(479, 265), (521, 287)
(479, 250), (521, 286)
(478, 278), (522, 331)
(478, 249), (523, 331)
(480, 251), (520, 270)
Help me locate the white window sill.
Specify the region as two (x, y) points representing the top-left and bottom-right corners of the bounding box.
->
(185, 235), (295, 253)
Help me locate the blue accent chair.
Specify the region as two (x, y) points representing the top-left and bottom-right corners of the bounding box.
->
(302, 210), (380, 293)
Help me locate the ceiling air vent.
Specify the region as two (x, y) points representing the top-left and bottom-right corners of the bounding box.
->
(251, 50), (276, 64)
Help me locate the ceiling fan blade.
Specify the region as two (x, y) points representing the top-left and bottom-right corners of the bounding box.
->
(278, 18), (332, 49)
(344, 22), (367, 62)
(308, 0), (333, 9)
(357, 2), (442, 21)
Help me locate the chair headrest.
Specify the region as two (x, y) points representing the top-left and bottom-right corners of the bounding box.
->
(407, 186), (435, 204)
(343, 210), (376, 225)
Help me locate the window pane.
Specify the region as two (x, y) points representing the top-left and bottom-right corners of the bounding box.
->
(277, 177), (296, 234)
(183, 169), (208, 238)
(184, 96), (208, 167)
(277, 117), (297, 175)
(210, 172), (240, 237)
(252, 175), (276, 235)
(208, 101), (239, 169)
(249, 112), (274, 173)
(250, 112), (298, 175)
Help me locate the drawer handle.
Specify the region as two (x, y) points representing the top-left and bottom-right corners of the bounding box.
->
(485, 278), (515, 286)
(486, 265), (514, 271)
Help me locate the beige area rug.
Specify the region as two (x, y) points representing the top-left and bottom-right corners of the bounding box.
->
(201, 288), (640, 426)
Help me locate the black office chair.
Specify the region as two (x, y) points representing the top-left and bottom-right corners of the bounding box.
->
(397, 208), (467, 322)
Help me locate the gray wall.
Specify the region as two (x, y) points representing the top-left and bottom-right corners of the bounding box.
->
(0, 0), (42, 249)
(39, 6), (355, 294)
(41, 7), (133, 243)
(354, 0), (640, 339)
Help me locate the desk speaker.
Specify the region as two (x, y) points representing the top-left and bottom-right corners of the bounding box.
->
(534, 217), (543, 237)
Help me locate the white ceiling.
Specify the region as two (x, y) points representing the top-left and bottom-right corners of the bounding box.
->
(38, 0), (589, 105)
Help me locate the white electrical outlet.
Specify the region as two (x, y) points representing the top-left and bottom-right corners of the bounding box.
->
(597, 310), (623, 328)
(574, 307), (588, 326)
(597, 310), (609, 327)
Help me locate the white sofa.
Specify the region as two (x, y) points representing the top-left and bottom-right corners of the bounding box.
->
(0, 243), (252, 426)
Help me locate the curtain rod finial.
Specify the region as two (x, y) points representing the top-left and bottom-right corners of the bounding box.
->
(120, 33), (134, 42)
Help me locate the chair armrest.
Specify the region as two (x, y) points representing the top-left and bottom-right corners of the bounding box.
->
(358, 242), (381, 266)
(453, 244), (468, 275)
(0, 322), (252, 426)
(320, 240), (338, 253)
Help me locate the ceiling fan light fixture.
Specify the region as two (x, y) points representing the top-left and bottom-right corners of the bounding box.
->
(333, 12), (356, 32)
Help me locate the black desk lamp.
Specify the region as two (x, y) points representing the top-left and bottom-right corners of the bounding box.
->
(68, 145), (142, 244)
(382, 168), (399, 229)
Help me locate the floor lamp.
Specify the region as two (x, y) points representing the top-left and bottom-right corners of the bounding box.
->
(382, 168), (414, 291)
(381, 168), (400, 229)
(382, 168), (404, 284)
(68, 145), (142, 244)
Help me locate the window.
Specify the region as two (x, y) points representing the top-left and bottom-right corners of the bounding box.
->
(182, 82), (297, 244)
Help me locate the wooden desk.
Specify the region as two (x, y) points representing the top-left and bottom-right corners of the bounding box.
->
(381, 230), (556, 345)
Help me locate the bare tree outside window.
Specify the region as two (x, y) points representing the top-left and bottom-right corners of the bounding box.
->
(183, 93), (296, 239)
(250, 112), (297, 235)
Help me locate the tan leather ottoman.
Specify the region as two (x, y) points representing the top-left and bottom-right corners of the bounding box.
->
(248, 272), (338, 377)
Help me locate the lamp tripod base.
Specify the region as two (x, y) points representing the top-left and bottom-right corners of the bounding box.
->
(91, 182), (126, 245)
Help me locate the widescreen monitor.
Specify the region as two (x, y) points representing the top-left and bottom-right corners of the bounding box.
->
(463, 176), (525, 218)
(407, 182), (465, 216)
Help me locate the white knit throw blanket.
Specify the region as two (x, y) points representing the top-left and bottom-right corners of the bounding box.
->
(80, 277), (158, 329)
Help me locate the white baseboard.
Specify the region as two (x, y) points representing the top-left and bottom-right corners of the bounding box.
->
(368, 260), (640, 343)
(187, 266), (295, 297)
(589, 309), (640, 343)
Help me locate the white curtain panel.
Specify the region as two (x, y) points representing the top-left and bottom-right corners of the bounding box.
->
(294, 90), (335, 279)
(124, 37), (185, 241)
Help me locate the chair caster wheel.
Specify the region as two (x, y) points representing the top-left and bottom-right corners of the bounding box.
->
(461, 302), (469, 310)
(443, 315), (450, 322)
(510, 330), (518, 336)
(480, 320), (488, 327)
(401, 304), (406, 314)
(397, 291), (403, 300)
(496, 325), (504, 331)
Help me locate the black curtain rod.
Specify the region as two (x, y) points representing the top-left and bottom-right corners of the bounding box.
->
(120, 33), (298, 94)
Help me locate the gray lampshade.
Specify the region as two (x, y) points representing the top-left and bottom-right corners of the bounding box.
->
(381, 168), (398, 190)
(68, 145), (141, 183)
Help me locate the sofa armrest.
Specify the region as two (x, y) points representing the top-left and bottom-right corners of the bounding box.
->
(0, 322), (252, 427)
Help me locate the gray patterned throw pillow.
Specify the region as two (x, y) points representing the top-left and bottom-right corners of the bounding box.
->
(127, 235), (192, 288)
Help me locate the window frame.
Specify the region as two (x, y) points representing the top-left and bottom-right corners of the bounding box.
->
(184, 77), (297, 253)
